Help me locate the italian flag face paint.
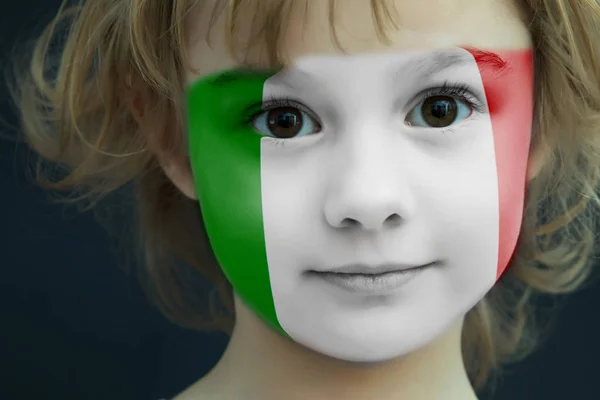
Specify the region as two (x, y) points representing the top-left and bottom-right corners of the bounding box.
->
(186, 47), (534, 361)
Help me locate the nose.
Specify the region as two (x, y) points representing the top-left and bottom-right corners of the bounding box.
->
(323, 142), (416, 232)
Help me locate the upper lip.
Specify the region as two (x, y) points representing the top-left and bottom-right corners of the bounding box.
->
(312, 262), (435, 275)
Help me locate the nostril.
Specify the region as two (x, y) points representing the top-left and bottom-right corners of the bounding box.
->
(337, 214), (402, 229)
(385, 213), (402, 225)
(339, 218), (360, 228)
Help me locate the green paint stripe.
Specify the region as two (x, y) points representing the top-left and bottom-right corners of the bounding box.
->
(186, 69), (285, 335)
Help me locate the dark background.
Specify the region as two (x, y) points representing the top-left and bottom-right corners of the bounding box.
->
(0, 1), (599, 399)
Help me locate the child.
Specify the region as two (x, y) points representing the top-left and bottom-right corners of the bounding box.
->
(11, 0), (600, 399)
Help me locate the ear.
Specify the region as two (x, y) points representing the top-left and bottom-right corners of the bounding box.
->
(161, 158), (198, 200)
(127, 79), (198, 200)
(526, 145), (546, 182)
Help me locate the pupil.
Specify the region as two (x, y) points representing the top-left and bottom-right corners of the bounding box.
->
(267, 107), (303, 138)
(278, 113), (296, 128)
(423, 96), (457, 127)
(431, 101), (450, 118)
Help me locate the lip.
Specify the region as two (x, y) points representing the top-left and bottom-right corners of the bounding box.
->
(306, 262), (436, 295)
(314, 262), (435, 275)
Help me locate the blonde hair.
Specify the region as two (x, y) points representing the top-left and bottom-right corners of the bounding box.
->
(10, 0), (600, 391)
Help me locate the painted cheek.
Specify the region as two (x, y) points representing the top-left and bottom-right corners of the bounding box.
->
(468, 49), (534, 279)
(187, 71), (285, 335)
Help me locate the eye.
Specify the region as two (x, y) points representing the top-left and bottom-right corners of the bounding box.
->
(252, 105), (321, 139)
(405, 95), (473, 128)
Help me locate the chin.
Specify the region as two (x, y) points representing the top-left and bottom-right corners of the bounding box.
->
(297, 316), (452, 364)
(315, 339), (428, 364)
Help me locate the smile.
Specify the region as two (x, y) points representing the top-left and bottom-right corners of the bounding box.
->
(306, 262), (436, 295)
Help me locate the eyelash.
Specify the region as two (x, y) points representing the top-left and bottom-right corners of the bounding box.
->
(244, 81), (484, 132)
(413, 81), (485, 115)
(244, 96), (315, 124)
(242, 97), (316, 146)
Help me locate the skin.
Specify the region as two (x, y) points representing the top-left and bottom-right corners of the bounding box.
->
(150, 0), (541, 399)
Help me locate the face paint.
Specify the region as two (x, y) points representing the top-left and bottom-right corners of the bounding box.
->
(186, 47), (534, 362)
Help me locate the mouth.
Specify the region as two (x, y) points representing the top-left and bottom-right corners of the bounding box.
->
(306, 262), (436, 295)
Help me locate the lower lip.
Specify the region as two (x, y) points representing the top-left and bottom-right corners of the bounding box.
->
(309, 266), (430, 295)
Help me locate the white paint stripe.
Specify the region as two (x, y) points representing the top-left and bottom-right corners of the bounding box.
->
(261, 49), (498, 362)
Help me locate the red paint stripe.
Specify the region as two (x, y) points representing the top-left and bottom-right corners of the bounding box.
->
(464, 47), (535, 279)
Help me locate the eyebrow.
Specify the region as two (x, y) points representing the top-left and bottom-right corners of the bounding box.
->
(208, 67), (278, 87)
(463, 48), (510, 74)
(396, 52), (470, 81)
(207, 48), (509, 88)
(393, 49), (509, 82)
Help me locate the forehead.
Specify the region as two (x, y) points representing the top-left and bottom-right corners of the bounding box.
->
(184, 0), (531, 81)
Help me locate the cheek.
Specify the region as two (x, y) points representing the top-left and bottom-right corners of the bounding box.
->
(260, 139), (326, 261)
(476, 49), (534, 278)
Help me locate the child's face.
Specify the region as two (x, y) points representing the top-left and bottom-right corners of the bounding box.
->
(181, 0), (534, 362)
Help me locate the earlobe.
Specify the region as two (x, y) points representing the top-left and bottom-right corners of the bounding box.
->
(162, 159), (198, 200)
(526, 147), (546, 181)
(131, 96), (145, 123)
(125, 75), (145, 123)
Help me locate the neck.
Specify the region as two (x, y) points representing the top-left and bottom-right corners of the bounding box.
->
(200, 297), (478, 400)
